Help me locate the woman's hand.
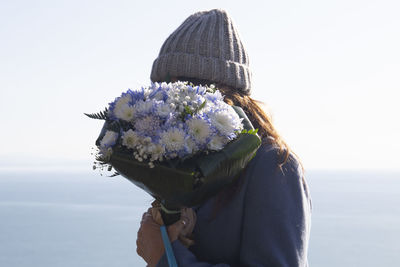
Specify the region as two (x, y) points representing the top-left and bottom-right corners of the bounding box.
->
(136, 210), (165, 266)
(136, 207), (196, 266)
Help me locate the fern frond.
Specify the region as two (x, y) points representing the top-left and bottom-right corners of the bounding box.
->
(84, 108), (108, 120)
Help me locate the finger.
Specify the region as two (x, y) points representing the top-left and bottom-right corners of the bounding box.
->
(141, 211), (149, 221)
(178, 235), (195, 247)
(141, 206), (153, 219)
(168, 219), (187, 241)
(180, 208), (196, 235)
(140, 212), (153, 225)
(183, 208), (194, 226)
(144, 212), (152, 219)
(150, 207), (164, 225)
(180, 208), (189, 223)
(180, 217), (189, 233)
(187, 208), (196, 232)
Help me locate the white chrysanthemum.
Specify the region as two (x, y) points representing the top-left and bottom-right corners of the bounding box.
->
(148, 84), (167, 101)
(231, 113), (243, 132)
(114, 95), (131, 110)
(153, 91), (165, 101)
(143, 87), (152, 98)
(152, 143), (165, 155)
(183, 90), (197, 103)
(201, 101), (216, 113)
(114, 104), (135, 121)
(160, 82), (169, 89)
(122, 129), (140, 149)
(173, 81), (186, 90)
(207, 135), (227, 151)
(147, 143), (165, 161)
(156, 103), (174, 117)
(186, 118), (212, 144)
(202, 96), (229, 113)
(134, 100), (153, 115)
(210, 111), (237, 136)
(186, 138), (199, 154)
(195, 95), (206, 106)
(205, 90), (223, 103)
(150, 82), (159, 90)
(160, 128), (186, 152)
(100, 130), (118, 148)
(196, 85), (207, 94)
(134, 115), (160, 135)
(226, 109), (243, 132)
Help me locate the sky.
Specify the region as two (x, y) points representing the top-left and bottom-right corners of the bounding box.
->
(0, 0), (399, 171)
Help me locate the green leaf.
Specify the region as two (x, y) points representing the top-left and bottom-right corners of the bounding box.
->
(84, 108), (108, 120)
(184, 105), (193, 116)
(193, 100), (206, 115)
(245, 128), (259, 135)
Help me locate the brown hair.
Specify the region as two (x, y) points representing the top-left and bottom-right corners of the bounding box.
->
(175, 77), (291, 166)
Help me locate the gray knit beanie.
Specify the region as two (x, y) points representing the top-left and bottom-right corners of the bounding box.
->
(150, 9), (252, 95)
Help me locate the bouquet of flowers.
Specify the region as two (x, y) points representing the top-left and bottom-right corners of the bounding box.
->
(86, 81), (261, 224)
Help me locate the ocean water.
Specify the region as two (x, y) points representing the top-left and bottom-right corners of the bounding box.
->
(0, 170), (399, 266)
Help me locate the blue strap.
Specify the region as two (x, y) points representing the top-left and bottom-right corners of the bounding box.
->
(160, 225), (178, 267)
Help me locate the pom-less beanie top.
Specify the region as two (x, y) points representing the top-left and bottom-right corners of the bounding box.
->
(150, 9), (252, 95)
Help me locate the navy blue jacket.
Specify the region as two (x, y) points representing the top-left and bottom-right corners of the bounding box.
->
(157, 143), (312, 266)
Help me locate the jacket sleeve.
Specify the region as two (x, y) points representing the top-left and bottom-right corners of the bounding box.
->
(238, 148), (312, 267)
(157, 147), (312, 267)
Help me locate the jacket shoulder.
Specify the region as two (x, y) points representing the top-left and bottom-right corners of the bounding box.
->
(245, 143), (311, 211)
(251, 143), (302, 175)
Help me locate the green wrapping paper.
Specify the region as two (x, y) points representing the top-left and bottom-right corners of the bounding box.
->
(97, 106), (261, 225)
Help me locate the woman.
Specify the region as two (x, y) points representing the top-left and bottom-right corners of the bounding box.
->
(136, 9), (312, 267)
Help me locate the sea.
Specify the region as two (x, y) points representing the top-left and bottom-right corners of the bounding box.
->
(0, 169), (399, 267)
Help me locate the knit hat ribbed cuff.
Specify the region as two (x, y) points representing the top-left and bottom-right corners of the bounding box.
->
(151, 52), (252, 95)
